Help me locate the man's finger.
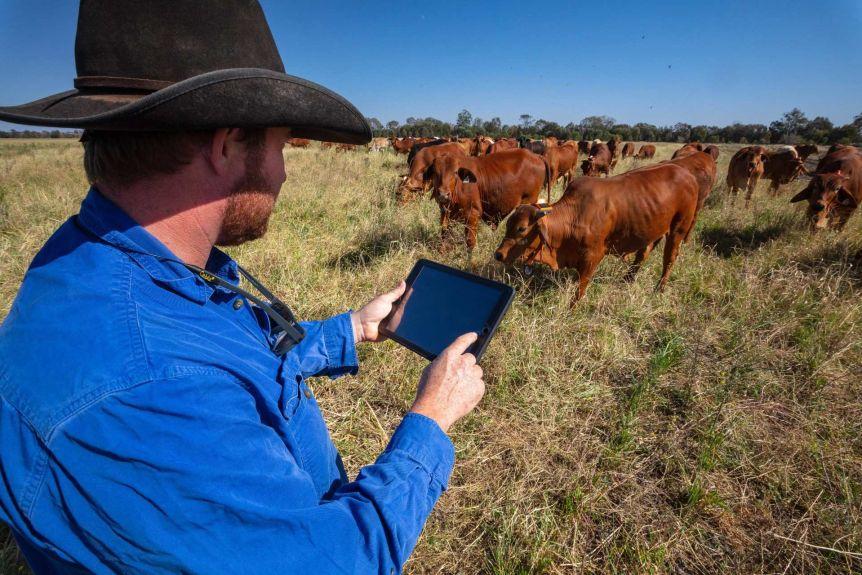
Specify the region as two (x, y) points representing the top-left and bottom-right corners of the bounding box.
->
(381, 280), (406, 302)
(445, 332), (478, 356)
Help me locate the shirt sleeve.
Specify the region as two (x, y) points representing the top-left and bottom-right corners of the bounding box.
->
(292, 312), (359, 379)
(38, 372), (454, 575)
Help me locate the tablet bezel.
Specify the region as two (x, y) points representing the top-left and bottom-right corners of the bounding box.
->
(379, 259), (515, 361)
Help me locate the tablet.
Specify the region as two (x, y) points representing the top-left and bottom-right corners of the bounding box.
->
(380, 259), (515, 361)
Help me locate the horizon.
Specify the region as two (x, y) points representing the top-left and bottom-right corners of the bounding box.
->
(1, 1), (860, 132)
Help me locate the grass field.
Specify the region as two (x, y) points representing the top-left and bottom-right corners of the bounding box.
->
(0, 140), (860, 574)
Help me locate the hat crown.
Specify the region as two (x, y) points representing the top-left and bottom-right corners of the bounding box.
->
(75, 0), (285, 90)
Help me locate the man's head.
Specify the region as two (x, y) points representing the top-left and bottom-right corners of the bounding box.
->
(84, 127), (290, 246)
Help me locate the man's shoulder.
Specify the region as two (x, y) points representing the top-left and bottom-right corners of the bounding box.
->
(0, 219), (154, 438)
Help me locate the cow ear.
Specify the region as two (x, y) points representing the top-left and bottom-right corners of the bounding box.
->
(533, 206), (553, 221)
(790, 187), (811, 203)
(458, 167), (477, 183)
(837, 187), (858, 207)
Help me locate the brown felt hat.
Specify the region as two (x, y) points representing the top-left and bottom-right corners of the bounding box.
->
(0, 0), (371, 144)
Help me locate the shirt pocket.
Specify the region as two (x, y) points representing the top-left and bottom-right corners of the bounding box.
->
(277, 359), (343, 497)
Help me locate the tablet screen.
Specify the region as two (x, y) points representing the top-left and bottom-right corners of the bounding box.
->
(382, 260), (514, 360)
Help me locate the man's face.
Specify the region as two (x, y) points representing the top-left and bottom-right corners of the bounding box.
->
(217, 127), (290, 246)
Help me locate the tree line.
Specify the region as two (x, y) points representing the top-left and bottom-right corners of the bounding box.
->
(366, 108), (862, 145)
(0, 129), (82, 139)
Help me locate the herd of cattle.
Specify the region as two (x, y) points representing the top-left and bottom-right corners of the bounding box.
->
(287, 135), (861, 301)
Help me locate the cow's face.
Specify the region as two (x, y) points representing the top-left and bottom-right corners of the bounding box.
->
(494, 205), (549, 265)
(431, 156), (475, 205)
(740, 148), (767, 174)
(581, 158), (598, 176)
(790, 172), (855, 230)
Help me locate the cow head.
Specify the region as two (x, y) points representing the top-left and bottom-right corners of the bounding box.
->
(790, 171), (856, 231)
(704, 145), (720, 161)
(740, 147), (768, 175)
(494, 204), (554, 269)
(431, 155), (475, 205)
(581, 157), (598, 176)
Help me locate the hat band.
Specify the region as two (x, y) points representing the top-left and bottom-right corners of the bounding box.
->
(74, 75), (174, 91)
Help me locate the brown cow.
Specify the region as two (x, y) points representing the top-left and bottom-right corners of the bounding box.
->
(286, 138), (311, 148)
(476, 136), (495, 155)
(407, 138), (448, 166)
(763, 147), (808, 196)
(581, 142), (612, 177)
(726, 146), (769, 206)
(543, 143), (579, 191)
(398, 142), (466, 202)
(335, 143), (357, 152)
(636, 144), (656, 159)
(430, 149), (550, 251)
(703, 145), (720, 160)
(816, 145), (859, 172)
(667, 151), (717, 215)
(577, 140), (592, 155)
(606, 138), (621, 172)
(488, 138), (518, 154)
(455, 137), (477, 156)
(791, 148), (862, 231)
(671, 142), (704, 159)
(391, 137), (415, 155)
(494, 163), (699, 300)
(794, 144), (819, 161)
(621, 142), (635, 158)
(543, 136), (559, 148)
(369, 137), (390, 152)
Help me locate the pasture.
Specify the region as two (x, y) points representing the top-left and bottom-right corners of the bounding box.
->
(0, 139), (860, 574)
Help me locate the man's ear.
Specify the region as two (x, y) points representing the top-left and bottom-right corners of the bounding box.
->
(790, 186), (811, 203)
(458, 167), (478, 183)
(208, 128), (246, 176)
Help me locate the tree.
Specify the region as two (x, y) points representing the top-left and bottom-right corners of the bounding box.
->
(454, 109), (473, 136)
(672, 122), (692, 142)
(853, 113), (862, 139)
(519, 114), (534, 130)
(483, 117), (502, 136)
(386, 120), (399, 135)
(365, 117), (383, 133)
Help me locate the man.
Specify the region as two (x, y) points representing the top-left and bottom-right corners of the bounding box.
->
(0, 2), (484, 573)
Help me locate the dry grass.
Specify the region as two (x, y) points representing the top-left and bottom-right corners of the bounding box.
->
(0, 140), (860, 574)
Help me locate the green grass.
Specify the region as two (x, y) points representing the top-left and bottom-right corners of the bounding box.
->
(1, 141), (860, 574)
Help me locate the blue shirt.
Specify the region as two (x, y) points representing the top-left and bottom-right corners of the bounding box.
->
(0, 188), (455, 574)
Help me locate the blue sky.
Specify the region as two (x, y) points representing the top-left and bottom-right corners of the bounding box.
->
(1, 0), (860, 131)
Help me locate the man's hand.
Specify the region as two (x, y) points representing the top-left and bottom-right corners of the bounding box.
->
(351, 281), (407, 344)
(410, 333), (485, 433)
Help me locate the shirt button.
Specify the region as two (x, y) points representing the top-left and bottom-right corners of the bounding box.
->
(232, 298), (244, 310)
(303, 387), (312, 399)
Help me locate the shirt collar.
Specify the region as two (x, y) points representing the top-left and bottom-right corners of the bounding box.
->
(75, 187), (240, 304)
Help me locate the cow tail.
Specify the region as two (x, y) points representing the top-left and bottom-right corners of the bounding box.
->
(542, 157), (553, 203)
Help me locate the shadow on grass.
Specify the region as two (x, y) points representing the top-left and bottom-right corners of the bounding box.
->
(698, 222), (793, 258)
(793, 240), (862, 287)
(326, 225), (438, 269)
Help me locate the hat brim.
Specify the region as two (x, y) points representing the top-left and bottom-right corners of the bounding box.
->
(0, 68), (371, 144)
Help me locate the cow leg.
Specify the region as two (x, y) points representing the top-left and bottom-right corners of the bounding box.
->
(464, 208), (480, 256)
(439, 208), (453, 251)
(623, 243), (655, 282)
(573, 251), (602, 303)
(656, 227), (686, 292)
(768, 180), (780, 197)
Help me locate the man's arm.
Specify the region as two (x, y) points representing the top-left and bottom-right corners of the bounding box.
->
(40, 371), (452, 574)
